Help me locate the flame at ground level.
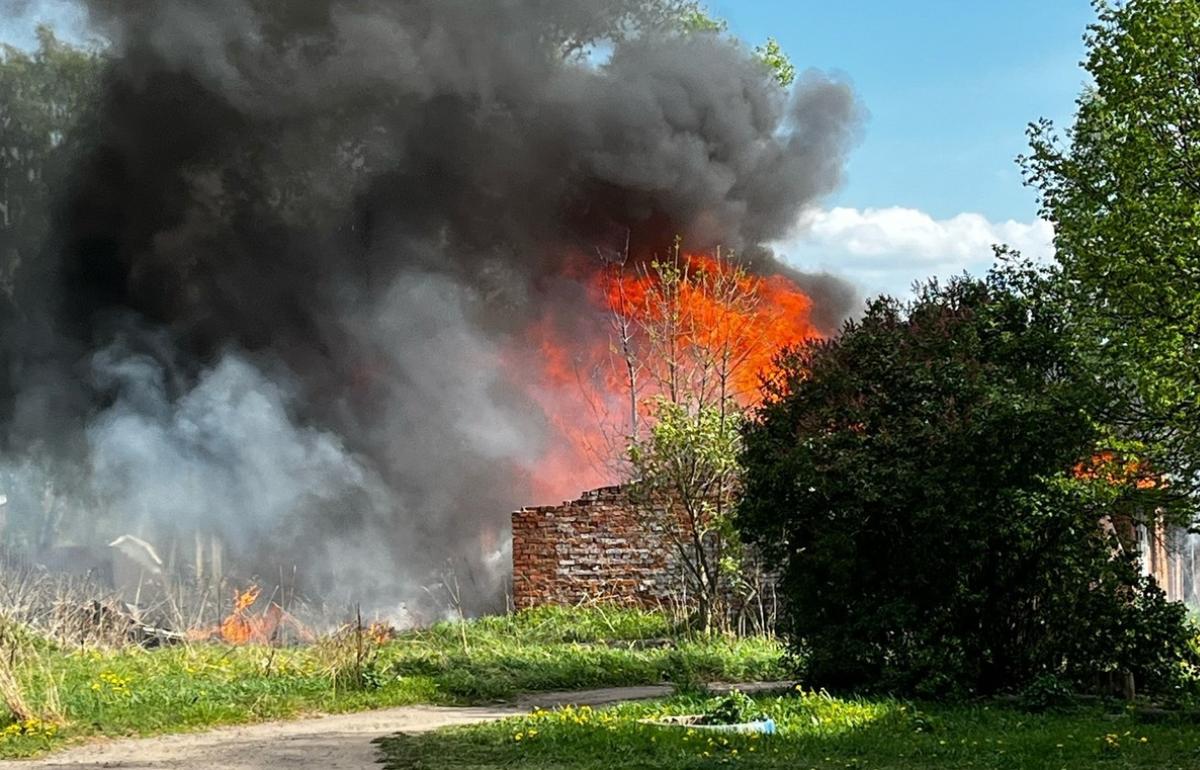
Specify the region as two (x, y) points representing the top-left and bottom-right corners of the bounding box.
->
(510, 253), (823, 503)
(187, 585), (314, 645)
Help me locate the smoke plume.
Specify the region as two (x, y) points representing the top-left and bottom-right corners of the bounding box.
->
(0, 0), (861, 614)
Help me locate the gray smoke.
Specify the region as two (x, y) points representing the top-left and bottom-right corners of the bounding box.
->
(0, 0), (861, 613)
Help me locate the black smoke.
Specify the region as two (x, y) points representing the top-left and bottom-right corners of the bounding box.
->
(0, 0), (861, 614)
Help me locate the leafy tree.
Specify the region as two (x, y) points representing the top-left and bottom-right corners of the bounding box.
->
(1023, 0), (1200, 508)
(567, 3), (796, 89)
(672, 8), (796, 87)
(0, 27), (100, 303)
(0, 30), (102, 547)
(737, 263), (1192, 695)
(552, 1), (724, 59)
(676, 7), (727, 35)
(610, 242), (769, 631)
(754, 38), (796, 88)
(628, 398), (741, 631)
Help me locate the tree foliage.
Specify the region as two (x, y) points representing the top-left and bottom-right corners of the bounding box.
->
(754, 38), (796, 88)
(0, 30), (103, 547)
(737, 264), (1192, 695)
(1023, 0), (1200, 506)
(550, 0), (723, 59)
(0, 27), (100, 302)
(628, 397), (742, 629)
(557, 2), (796, 89)
(613, 243), (768, 630)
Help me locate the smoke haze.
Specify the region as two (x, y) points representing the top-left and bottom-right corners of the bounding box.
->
(0, 0), (861, 613)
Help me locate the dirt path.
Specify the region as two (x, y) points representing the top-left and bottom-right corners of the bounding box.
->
(6, 682), (791, 769)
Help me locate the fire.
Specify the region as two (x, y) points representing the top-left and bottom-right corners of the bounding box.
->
(1075, 451), (1161, 490)
(189, 585), (313, 646)
(366, 621), (397, 644)
(600, 253), (820, 401)
(219, 586), (264, 645)
(512, 251), (822, 501)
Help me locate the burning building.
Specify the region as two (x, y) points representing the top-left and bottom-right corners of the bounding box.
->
(0, 1), (862, 615)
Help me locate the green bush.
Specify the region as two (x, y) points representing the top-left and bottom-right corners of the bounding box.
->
(1019, 675), (1074, 713)
(698, 689), (763, 724)
(738, 266), (1195, 697)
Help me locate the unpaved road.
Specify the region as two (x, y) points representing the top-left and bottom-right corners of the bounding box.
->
(6, 682), (791, 770)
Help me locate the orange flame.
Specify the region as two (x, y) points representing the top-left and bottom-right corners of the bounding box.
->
(1074, 451), (1160, 490)
(188, 584), (313, 646)
(601, 253), (819, 400)
(219, 586), (263, 645)
(511, 252), (821, 502)
(367, 621), (397, 644)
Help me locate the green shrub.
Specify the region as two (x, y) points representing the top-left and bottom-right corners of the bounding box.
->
(699, 689), (763, 724)
(738, 266), (1195, 697)
(1019, 675), (1074, 713)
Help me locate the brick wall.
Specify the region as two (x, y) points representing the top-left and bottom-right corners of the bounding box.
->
(515, 490), (1200, 616)
(511, 485), (686, 609)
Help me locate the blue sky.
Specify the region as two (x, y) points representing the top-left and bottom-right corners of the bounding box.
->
(1, 1), (1096, 297)
(718, 1), (1094, 223)
(2, 1), (87, 50)
(716, 1), (1096, 296)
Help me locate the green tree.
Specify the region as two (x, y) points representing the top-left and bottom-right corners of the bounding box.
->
(0, 27), (100, 303)
(754, 38), (796, 87)
(611, 243), (766, 631)
(551, 1), (723, 59)
(0, 29), (102, 548)
(569, 2), (795, 89)
(1023, 0), (1200, 507)
(737, 263), (1191, 695)
(628, 398), (742, 632)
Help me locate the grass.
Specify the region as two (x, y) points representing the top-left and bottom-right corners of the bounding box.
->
(0, 606), (789, 758)
(379, 688), (1200, 770)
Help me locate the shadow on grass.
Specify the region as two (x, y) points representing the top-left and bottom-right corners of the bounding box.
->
(377, 692), (1200, 770)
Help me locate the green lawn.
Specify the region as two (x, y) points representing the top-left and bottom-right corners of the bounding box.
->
(379, 689), (1200, 770)
(0, 607), (788, 758)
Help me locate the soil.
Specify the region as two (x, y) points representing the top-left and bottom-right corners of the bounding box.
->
(7, 682), (792, 770)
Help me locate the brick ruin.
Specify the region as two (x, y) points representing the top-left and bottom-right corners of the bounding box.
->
(511, 489), (1200, 613)
(510, 485), (780, 631)
(511, 486), (686, 609)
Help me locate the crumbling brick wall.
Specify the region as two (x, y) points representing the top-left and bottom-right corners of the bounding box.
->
(511, 485), (686, 609)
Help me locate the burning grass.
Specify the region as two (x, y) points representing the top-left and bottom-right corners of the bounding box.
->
(0, 605), (788, 759)
(380, 689), (1200, 770)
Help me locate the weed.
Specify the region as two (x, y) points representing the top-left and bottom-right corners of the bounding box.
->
(0, 605), (786, 759)
(699, 688), (763, 725)
(379, 691), (1200, 769)
(1019, 673), (1076, 713)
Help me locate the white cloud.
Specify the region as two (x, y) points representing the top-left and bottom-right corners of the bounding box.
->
(774, 206), (1055, 299)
